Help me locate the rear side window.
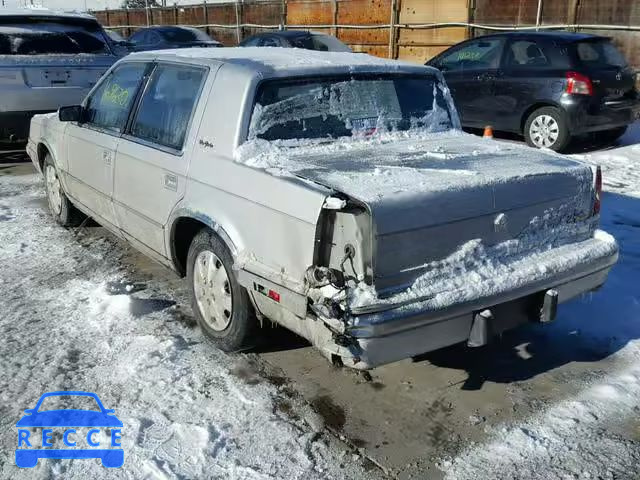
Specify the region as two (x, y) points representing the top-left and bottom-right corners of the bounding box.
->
(506, 40), (550, 68)
(575, 40), (627, 68)
(260, 36), (282, 47)
(437, 38), (504, 71)
(84, 63), (148, 132)
(130, 64), (206, 150)
(0, 21), (110, 55)
(310, 34), (351, 52)
(160, 27), (210, 43)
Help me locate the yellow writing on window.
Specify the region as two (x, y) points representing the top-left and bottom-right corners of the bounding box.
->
(102, 83), (130, 107)
(457, 51), (482, 61)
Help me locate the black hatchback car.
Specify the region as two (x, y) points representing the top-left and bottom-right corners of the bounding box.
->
(128, 26), (221, 52)
(239, 30), (351, 52)
(427, 32), (639, 151)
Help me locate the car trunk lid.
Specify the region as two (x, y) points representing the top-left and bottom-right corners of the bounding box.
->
(255, 132), (594, 295)
(572, 38), (635, 101)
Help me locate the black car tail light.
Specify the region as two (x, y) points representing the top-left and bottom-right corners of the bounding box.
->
(566, 71), (593, 95)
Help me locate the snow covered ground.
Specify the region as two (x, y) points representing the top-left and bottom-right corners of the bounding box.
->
(438, 128), (640, 479)
(0, 170), (377, 478)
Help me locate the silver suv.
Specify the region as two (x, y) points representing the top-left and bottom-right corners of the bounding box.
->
(0, 9), (119, 148)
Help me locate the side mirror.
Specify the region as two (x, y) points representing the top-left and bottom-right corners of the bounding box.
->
(23, 409), (35, 414)
(59, 105), (83, 122)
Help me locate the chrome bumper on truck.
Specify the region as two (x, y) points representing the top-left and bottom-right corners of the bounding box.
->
(342, 232), (618, 370)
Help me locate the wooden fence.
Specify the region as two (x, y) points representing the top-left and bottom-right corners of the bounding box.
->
(92, 0), (640, 66)
(93, 0), (470, 64)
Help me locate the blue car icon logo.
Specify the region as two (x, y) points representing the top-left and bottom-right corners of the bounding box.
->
(15, 391), (123, 468)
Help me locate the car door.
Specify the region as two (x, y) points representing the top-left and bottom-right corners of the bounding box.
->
(492, 38), (564, 132)
(430, 37), (505, 127)
(64, 61), (149, 227)
(113, 62), (208, 255)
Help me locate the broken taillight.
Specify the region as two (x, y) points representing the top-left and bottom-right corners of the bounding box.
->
(594, 165), (602, 215)
(566, 71), (593, 96)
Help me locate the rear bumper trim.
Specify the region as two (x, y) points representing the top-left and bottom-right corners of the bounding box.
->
(348, 236), (618, 339)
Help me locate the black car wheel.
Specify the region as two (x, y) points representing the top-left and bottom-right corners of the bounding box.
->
(524, 106), (570, 152)
(187, 228), (258, 351)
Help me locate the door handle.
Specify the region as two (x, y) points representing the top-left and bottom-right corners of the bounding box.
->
(102, 150), (113, 167)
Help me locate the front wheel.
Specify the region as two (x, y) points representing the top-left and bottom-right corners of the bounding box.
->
(43, 154), (83, 227)
(187, 229), (258, 351)
(524, 106), (570, 152)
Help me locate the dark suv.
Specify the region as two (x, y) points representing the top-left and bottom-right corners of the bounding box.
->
(427, 32), (639, 151)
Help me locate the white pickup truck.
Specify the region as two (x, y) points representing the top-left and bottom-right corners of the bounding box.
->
(27, 48), (618, 369)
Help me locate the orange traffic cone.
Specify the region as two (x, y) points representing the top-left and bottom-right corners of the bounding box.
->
(483, 125), (493, 139)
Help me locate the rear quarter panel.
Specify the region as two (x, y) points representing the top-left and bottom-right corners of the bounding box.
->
(171, 63), (331, 290)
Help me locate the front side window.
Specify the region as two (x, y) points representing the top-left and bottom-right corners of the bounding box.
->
(0, 21), (110, 55)
(130, 64), (206, 150)
(84, 62), (148, 132)
(249, 74), (453, 142)
(437, 38), (504, 72)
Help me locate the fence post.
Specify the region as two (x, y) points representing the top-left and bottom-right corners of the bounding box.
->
(235, 0), (242, 45)
(388, 0), (398, 59)
(125, 7), (130, 36)
(203, 0), (208, 35)
(535, 0), (543, 31)
(332, 0), (338, 38)
(568, 0), (579, 31)
(281, 0), (287, 30)
(174, 3), (179, 24)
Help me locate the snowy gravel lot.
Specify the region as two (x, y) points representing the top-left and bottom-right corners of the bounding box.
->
(0, 125), (639, 479)
(0, 168), (378, 479)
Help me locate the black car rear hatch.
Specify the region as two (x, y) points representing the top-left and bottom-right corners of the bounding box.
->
(572, 37), (635, 102)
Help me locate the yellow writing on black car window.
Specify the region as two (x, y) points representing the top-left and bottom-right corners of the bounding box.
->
(102, 83), (130, 107)
(458, 51), (482, 61)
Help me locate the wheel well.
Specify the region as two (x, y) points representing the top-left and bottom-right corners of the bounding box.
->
(170, 217), (209, 277)
(520, 103), (558, 134)
(37, 143), (50, 172)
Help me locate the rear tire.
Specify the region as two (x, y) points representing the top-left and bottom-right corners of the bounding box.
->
(187, 228), (258, 351)
(43, 154), (84, 227)
(524, 106), (570, 152)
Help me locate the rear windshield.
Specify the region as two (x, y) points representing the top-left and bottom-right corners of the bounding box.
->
(249, 74), (453, 142)
(160, 27), (210, 43)
(0, 21), (110, 55)
(575, 40), (627, 68)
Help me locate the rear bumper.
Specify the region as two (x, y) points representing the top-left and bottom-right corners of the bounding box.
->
(344, 233), (618, 369)
(0, 110), (52, 146)
(563, 94), (640, 134)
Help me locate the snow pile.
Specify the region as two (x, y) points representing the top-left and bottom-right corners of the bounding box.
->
(438, 124), (640, 480)
(439, 343), (640, 480)
(0, 171), (375, 480)
(350, 220), (616, 311)
(236, 130), (587, 204)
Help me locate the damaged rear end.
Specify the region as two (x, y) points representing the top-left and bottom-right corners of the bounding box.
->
(238, 66), (618, 369)
(300, 139), (618, 369)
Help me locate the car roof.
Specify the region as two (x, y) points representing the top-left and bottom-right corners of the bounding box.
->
(476, 31), (606, 43)
(0, 7), (97, 22)
(128, 46), (433, 78)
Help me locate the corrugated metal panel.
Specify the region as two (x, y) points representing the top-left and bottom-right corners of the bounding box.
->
(474, 0), (538, 25)
(338, 0), (390, 44)
(287, 0), (334, 25)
